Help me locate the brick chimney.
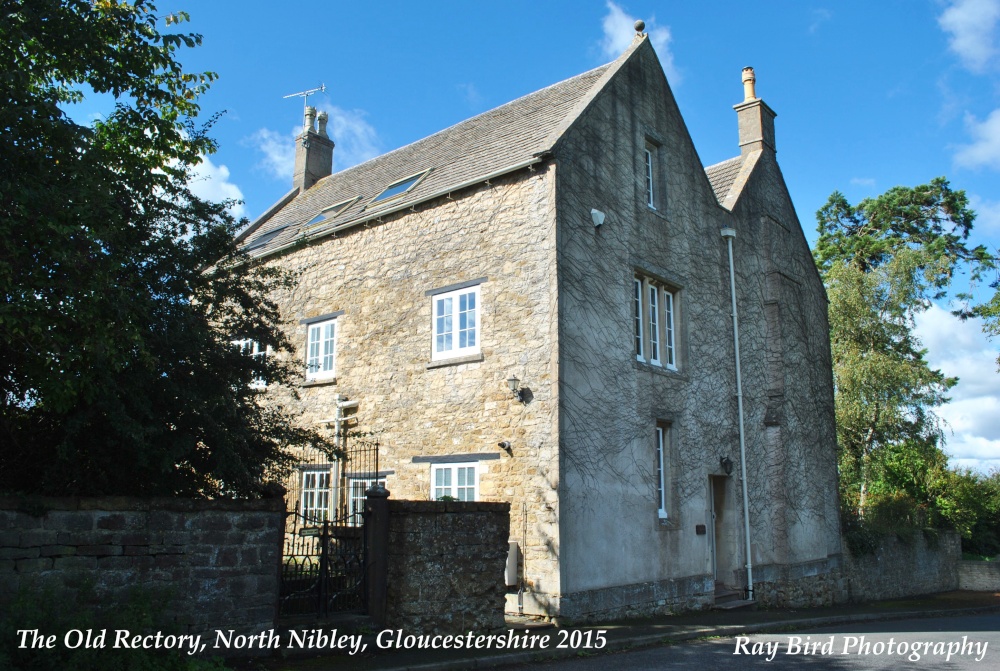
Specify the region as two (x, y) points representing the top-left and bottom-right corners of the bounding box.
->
(293, 106), (335, 191)
(733, 67), (776, 157)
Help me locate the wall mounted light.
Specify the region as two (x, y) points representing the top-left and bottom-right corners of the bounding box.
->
(591, 208), (606, 228)
(507, 375), (526, 402)
(720, 456), (734, 475)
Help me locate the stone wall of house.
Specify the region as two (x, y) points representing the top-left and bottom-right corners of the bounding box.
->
(0, 497), (284, 637)
(842, 531), (960, 602)
(262, 166), (563, 614)
(550, 36), (842, 611)
(556, 573), (714, 623)
(959, 560), (1000, 591)
(384, 500), (509, 632)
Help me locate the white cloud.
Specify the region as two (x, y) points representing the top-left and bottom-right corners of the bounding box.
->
(600, 2), (680, 85)
(247, 127), (295, 182)
(188, 156), (246, 218)
(938, 0), (1000, 73)
(809, 8), (833, 34)
(321, 105), (381, 169)
(850, 177), (876, 188)
(970, 194), (1000, 235)
(954, 108), (1000, 170)
(248, 105), (381, 182)
(914, 304), (1000, 472)
(457, 83), (483, 109)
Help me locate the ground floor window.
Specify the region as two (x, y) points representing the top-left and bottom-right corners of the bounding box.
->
(300, 470), (333, 523)
(431, 463), (478, 501)
(656, 425), (669, 519)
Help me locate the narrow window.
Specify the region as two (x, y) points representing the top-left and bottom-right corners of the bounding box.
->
(648, 285), (660, 365)
(656, 426), (668, 519)
(644, 147), (655, 209)
(431, 285), (481, 361)
(634, 278), (644, 361)
(431, 463), (478, 501)
(301, 470), (332, 523)
(306, 318), (337, 380)
(664, 290), (676, 369)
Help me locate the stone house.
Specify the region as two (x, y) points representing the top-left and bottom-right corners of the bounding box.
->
(238, 29), (844, 619)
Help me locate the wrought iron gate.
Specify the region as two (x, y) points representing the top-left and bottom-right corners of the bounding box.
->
(280, 510), (367, 617)
(279, 437), (379, 618)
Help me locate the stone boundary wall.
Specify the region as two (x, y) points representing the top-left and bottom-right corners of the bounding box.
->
(959, 560), (1000, 591)
(753, 556), (847, 608)
(0, 496), (284, 638)
(384, 500), (509, 633)
(556, 574), (714, 622)
(843, 531), (960, 602)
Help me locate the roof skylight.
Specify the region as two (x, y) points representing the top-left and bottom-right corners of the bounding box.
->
(243, 225), (289, 251)
(305, 197), (359, 229)
(371, 171), (428, 205)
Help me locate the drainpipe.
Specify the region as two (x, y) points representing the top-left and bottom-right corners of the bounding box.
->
(721, 226), (754, 600)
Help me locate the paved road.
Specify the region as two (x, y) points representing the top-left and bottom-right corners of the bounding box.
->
(515, 613), (1000, 670)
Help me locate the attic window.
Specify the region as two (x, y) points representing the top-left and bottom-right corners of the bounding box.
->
(243, 225), (289, 251)
(370, 171), (429, 205)
(305, 197), (359, 229)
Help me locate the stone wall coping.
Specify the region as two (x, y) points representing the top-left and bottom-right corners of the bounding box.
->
(387, 500), (511, 514)
(0, 496), (286, 515)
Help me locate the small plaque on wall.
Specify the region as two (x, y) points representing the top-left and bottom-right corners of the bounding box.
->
(695, 524), (707, 535)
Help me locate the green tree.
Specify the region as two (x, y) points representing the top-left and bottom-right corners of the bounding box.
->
(815, 179), (990, 514)
(0, 0), (333, 496)
(971, 288), (1000, 369)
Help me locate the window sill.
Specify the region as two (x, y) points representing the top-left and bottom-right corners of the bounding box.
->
(634, 360), (687, 381)
(645, 207), (671, 223)
(301, 377), (337, 388)
(658, 517), (680, 530)
(427, 353), (484, 369)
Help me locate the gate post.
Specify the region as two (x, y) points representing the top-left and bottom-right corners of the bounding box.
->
(364, 483), (390, 626)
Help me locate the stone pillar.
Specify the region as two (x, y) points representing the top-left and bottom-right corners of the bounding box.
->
(364, 483), (390, 626)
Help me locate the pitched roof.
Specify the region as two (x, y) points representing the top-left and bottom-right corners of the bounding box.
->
(704, 156), (742, 203)
(240, 61), (618, 257)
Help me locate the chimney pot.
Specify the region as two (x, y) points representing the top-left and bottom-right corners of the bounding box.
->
(742, 67), (756, 102)
(304, 105), (317, 133)
(317, 111), (329, 137)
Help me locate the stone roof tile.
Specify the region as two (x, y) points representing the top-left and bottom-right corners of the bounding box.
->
(242, 63), (613, 256)
(704, 156), (743, 203)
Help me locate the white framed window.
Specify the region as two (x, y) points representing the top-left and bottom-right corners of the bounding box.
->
(663, 290), (675, 368)
(431, 285), (480, 361)
(306, 318), (337, 380)
(644, 147), (656, 209)
(232, 338), (269, 388)
(301, 470), (332, 523)
(648, 286), (660, 365)
(431, 463), (478, 501)
(634, 276), (678, 371)
(634, 278), (644, 361)
(655, 426), (668, 519)
(347, 477), (386, 526)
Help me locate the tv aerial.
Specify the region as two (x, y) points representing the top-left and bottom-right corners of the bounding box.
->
(283, 84), (327, 113)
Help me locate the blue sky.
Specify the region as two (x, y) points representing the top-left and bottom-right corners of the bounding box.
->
(76, 1), (1000, 472)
